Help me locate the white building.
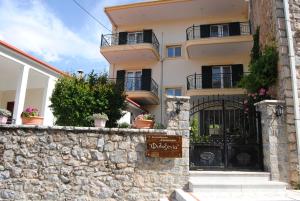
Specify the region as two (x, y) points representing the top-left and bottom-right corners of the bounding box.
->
(0, 40), (66, 126)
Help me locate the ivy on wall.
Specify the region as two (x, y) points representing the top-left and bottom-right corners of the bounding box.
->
(239, 27), (279, 95)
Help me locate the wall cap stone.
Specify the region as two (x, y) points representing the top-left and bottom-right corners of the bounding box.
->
(0, 124), (168, 134)
(254, 100), (285, 106)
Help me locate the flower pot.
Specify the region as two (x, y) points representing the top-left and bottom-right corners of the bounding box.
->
(22, 116), (44, 125)
(134, 119), (154, 129)
(94, 118), (107, 128)
(0, 115), (8, 124)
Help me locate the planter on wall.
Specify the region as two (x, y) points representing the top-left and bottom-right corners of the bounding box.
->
(0, 115), (8, 124)
(94, 119), (107, 128)
(134, 119), (154, 129)
(22, 116), (44, 125)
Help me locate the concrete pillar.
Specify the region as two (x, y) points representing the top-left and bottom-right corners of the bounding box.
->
(41, 76), (56, 126)
(255, 100), (289, 183)
(13, 65), (30, 125)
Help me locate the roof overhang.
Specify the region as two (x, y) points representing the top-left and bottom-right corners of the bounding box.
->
(0, 40), (67, 77)
(105, 0), (249, 27)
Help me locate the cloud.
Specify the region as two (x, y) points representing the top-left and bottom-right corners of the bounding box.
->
(0, 0), (101, 63)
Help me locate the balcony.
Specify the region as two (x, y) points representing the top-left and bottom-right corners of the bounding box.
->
(112, 76), (159, 105)
(186, 72), (247, 96)
(185, 22), (253, 59)
(100, 30), (160, 67)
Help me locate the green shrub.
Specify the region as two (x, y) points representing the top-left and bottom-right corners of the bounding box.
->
(50, 71), (127, 127)
(118, 122), (131, 128)
(190, 116), (200, 143)
(239, 27), (278, 94)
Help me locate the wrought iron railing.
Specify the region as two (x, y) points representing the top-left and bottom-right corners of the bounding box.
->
(101, 31), (160, 53)
(110, 77), (159, 97)
(187, 72), (248, 90)
(186, 22), (251, 40)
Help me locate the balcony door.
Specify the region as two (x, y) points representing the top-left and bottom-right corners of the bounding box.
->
(126, 71), (142, 91)
(127, 32), (143, 45)
(212, 66), (232, 88)
(210, 24), (229, 37)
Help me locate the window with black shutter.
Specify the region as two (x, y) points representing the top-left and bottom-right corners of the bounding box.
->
(200, 25), (210, 38)
(231, 64), (244, 87)
(202, 66), (212, 89)
(141, 69), (152, 91)
(116, 70), (125, 91)
(118, 32), (128, 45)
(229, 22), (241, 36)
(143, 30), (153, 43)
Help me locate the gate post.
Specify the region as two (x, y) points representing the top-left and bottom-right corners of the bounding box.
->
(164, 95), (190, 190)
(255, 100), (288, 182)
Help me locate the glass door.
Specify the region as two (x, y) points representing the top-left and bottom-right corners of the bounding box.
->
(210, 24), (229, 37)
(126, 71), (142, 91)
(127, 32), (143, 44)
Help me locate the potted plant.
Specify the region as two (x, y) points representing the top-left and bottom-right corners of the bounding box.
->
(0, 108), (11, 124)
(21, 107), (43, 125)
(134, 114), (155, 129)
(92, 113), (109, 128)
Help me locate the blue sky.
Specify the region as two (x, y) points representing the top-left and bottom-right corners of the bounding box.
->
(0, 0), (141, 74)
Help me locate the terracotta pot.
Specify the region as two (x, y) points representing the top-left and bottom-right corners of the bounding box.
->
(134, 119), (154, 129)
(0, 116), (8, 124)
(22, 116), (44, 125)
(94, 118), (107, 128)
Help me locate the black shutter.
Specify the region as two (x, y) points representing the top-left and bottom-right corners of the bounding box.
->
(118, 32), (128, 45)
(116, 70), (126, 91)
(143, 30), (153, 43)
(202, 66), (212, 89)
(231, 64), (244, 87)
(229, 22), (241, 36)
(200, 25), (210, 38)
(142, 69), (152, 91)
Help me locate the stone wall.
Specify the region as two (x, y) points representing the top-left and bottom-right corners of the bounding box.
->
(250, 0), (299, 185)
(256, 100), (289, 183)
(0, 96), (190, 201)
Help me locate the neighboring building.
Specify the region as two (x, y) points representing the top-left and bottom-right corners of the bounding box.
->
(0, 40), (66, 126)
(100, 0), (252, 125)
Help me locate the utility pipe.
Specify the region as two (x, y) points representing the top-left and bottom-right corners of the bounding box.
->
(283, 0), (300, 176)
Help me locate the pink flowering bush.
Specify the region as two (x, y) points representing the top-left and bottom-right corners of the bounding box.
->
(243, 87), (272, 112)
(21, 107), (39, 118)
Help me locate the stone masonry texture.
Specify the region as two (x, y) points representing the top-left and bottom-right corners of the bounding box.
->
(0, 96), (190, 200)
(251, 0), (300, 185)
(0, 126), (189, 201)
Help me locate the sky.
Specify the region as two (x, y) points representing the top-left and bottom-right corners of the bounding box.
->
(0, 0), (142, 74)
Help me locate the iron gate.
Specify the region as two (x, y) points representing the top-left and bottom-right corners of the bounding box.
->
(189, 96), (263, 170)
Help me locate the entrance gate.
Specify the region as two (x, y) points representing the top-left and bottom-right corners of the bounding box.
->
(190, 96), (263, 170)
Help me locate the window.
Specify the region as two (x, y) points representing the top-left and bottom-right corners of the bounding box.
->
(212, 66), (232, 88)
(166, 88), (182, 96)
(167, 46), (181, 58)
(127, 32), (143, 44)
(126, 71), (142, 91)
(210, 24), (229, 37)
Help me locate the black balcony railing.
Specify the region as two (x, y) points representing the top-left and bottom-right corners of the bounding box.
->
(101, 31), (160, 54)
(186, 22), (251, 40)
(110, 77), (159, 97)
(187, 72), (248, 90)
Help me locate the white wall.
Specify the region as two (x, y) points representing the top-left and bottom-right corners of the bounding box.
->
(111, 16), (251, 124)
(0, 88), (44, 114)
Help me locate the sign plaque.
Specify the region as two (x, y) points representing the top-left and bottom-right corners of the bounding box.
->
(146, 134), (182, 158)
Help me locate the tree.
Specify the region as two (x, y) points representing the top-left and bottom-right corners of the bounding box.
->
(50, 72), (127, 127)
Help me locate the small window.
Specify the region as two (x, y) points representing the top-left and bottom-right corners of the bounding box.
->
(167, 46), (181, 58)
(166, 88), (182, 96)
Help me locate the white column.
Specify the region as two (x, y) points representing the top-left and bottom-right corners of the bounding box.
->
(13, 65), (30, 125)
(41, 76), (56, 126)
